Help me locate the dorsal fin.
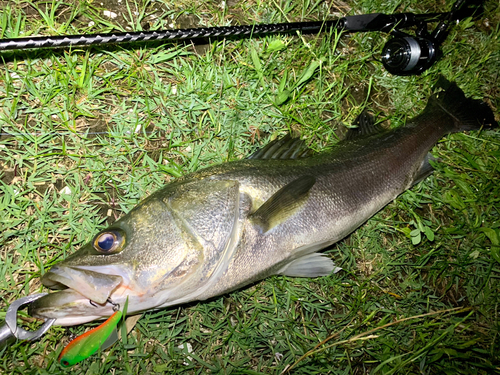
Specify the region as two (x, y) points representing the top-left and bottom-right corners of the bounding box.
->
(345, 110), (382, 140)
(250, 175), (316, 233)
(247, 134), (312, 160)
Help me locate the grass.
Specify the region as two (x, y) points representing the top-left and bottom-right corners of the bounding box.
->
(0, 0), (499, 373)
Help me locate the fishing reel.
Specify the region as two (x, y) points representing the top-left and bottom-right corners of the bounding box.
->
(379, 0), (483, 75)
(342, 0), (485, 75)
(342, 11), (444, 76)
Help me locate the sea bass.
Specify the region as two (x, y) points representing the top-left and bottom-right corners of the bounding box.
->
(31, 80), (497, 326)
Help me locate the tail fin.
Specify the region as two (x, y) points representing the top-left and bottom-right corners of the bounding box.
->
(428, 77), (498, 132)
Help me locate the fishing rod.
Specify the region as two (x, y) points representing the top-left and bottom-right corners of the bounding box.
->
(0, 0), (484, 75)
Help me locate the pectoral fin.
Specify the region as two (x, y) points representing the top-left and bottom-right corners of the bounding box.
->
(250, 175), (316, 233)
(101, 313), (142, 350)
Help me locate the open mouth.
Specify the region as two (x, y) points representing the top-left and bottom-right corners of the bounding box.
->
(28, 266), (130, 326)
(41, 266), (124, 304)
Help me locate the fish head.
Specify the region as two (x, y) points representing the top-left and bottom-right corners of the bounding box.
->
(30, 179), (241, 326)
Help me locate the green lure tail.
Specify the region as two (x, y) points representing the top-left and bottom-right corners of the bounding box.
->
(58, 310), (122, 367)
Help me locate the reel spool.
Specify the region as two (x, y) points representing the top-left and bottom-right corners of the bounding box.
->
(381, 36), (437, 75)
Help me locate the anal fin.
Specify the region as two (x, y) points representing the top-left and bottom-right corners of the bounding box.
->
(412, 153), (436, 186)
(278, 253), (341, 277)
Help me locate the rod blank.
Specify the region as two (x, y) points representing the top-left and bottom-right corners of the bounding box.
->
(0, 12), (447, 52)
(0, 21), (340, 51)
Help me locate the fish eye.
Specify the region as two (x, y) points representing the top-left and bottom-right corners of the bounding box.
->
(93, 229), (124, 254)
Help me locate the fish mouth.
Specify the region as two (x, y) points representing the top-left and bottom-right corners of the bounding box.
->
(29, 265), (127, 326)
(41, 265), (124, 304)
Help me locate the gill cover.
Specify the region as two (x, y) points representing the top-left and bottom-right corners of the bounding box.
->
(158, 179), (241, 301)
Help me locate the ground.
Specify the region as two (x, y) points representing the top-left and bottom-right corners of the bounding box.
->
(0, 0), (499, 373)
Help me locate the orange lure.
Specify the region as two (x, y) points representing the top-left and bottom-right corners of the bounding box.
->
(58, 310), (122, 367)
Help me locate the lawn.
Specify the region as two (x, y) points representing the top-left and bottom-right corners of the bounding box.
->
(0, 0), (499, 373)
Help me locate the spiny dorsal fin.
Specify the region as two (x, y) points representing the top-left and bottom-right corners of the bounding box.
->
(247, 134), (312, 160)
(345, 110), (382, 140)
(250, 175), (316, 233)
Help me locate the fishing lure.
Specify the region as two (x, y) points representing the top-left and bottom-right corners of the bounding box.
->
(58, 310), (122, 367)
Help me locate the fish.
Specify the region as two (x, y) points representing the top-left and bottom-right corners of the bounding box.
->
(30, 79), (497, 326)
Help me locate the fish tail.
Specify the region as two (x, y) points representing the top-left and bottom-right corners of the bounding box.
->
(427, 77), (498, 133)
